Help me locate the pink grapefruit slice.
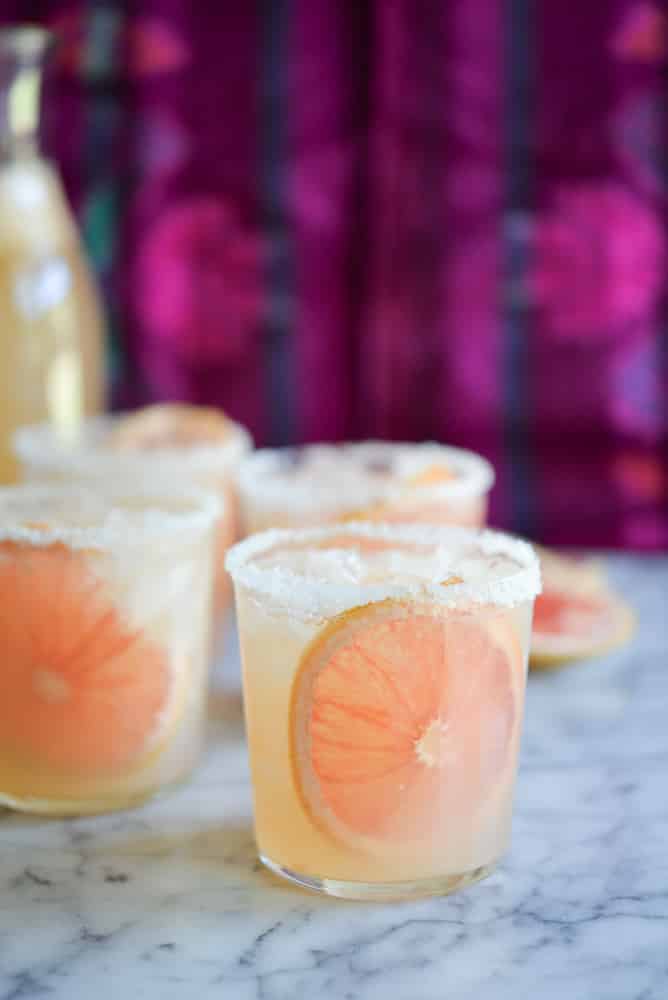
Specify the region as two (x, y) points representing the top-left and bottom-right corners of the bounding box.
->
(290, 600), (523, 845)
(530, 549), (635, 669)
(0, 541), (172, 778)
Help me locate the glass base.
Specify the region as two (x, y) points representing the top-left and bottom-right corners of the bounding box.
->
(260, 853), (497, 901)
(0, 767), (196, 818)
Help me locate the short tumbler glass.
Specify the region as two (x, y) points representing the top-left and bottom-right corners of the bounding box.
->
(237, 441), (495, 535)
(227, 522), (541, 900)
(0, 484), (219, 815)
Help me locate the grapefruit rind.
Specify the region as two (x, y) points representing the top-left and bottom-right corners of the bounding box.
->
(530, 548), (635, 669)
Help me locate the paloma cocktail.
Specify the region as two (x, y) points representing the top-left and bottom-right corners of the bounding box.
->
(227, 522), (540, 899)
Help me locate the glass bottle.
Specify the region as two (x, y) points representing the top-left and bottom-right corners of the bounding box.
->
(0, 26), (105, 483)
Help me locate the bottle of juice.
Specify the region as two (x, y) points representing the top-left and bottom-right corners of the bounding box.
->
(0, 26), (105, 483)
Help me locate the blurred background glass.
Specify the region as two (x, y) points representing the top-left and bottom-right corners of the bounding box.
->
(0, 2), (665, 548)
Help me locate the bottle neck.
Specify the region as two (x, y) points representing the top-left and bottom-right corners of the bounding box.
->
(0, 66), (41, 159)
(0, 27), (51, 162)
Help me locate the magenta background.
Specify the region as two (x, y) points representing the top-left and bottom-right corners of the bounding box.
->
(3, 1), (667, 548)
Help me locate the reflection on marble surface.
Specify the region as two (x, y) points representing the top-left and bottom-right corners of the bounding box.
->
(1, 557), (667, 1000)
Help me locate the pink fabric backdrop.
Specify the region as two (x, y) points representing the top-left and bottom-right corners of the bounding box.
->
(3, 1), (666, 547)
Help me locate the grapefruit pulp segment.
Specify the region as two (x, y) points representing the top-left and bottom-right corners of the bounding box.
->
(290, 600), (523, 846)
(0, 541), (172, 778)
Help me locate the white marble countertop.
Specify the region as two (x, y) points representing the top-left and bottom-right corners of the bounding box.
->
(2, 556), (667, 1000)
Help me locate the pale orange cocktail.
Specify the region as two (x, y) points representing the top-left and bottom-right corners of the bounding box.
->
(227, 522), (540, 899)
(0, 484), (218, 814)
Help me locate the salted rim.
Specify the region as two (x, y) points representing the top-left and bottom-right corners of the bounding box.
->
(0, 483), (222, 549)
(225, 522), (541, 618)
(12, 413), (253, 478)
(236, 441), (495, 513)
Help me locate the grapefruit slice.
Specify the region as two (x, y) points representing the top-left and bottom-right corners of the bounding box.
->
(109, 403), (231, 451)
(530, 549), (635, 669)
(0, 541), (172, 778)
(290, 600), (523, 846)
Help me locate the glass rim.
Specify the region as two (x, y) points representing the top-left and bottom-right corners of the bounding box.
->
(0, 483), (222, 550)
(237, 441), (495, 513)
(226, 521), (541, 618)
(13, 414), (253, 478)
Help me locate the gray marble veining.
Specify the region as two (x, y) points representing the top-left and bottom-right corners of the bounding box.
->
(1, 556), (667, 999)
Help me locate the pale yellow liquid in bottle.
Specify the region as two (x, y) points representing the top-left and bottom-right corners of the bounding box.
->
(0, 158), (104, 482)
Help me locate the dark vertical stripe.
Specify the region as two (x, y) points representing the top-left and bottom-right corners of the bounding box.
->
(504, 0), (535, 536)
(82, 2), (124, 397)
(259, 0), (295, 446)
